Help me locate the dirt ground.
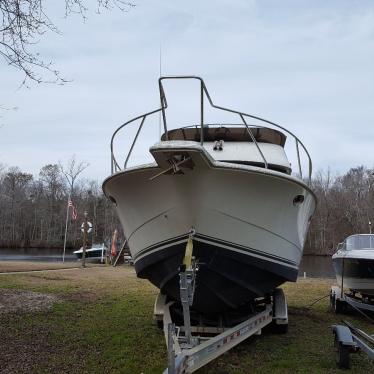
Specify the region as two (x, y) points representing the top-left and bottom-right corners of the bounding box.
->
(0, 263), (131, 314)
(0, 289), (59, 314)
(0, 265), (154, 374)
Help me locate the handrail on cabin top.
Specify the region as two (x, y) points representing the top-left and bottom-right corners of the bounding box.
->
(110, 76), (312, 185)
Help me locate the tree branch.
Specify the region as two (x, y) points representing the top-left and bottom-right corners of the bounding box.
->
(0, 0), (135, 86)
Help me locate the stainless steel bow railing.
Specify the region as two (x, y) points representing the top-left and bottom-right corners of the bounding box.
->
(110, 76), (312, 185)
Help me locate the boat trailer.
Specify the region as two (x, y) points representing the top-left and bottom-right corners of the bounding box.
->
(330, 285), (374, 314)
(332, 320), (374, 369)
(154, 232), (288, 373)
(331, 285), (374, 369)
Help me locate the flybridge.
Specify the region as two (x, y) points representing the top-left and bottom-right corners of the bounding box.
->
(109, 76), (312, 184)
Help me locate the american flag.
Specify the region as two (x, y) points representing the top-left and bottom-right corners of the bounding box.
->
(68, 200), (78, 220)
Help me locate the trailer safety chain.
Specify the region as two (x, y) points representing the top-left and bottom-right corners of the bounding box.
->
(306, 292), (374, 323)
(305, 294), (330, 309)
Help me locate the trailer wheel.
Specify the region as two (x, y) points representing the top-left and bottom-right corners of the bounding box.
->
(334, 334), (350, 369)
(333, 298), (343, 314)
(156, 320), (164, 329)
(329, 291), (335, 311)
(272, 322), (288, 334)
(330, 291), (343, 313)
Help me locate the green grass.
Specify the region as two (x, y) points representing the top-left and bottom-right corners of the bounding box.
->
(0, 268), (373, 373)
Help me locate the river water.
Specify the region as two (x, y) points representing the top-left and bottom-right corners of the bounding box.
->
(0, 248), (76, 262)
(299, 255), (334, 279)
(0, 248), (335, 278)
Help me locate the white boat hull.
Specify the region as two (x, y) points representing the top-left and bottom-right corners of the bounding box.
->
(103, 145), (315, 314)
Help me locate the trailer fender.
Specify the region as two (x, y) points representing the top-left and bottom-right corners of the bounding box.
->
(332, 324), (355, 348)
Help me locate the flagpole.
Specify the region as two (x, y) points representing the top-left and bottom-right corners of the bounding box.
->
(62, 194), (70, 263)
(159, 43), (162, 140)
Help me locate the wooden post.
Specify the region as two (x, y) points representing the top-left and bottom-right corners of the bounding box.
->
(82, 211), (88, 268)
(62, 194), (71, 263)
(113, 239), (128, 267)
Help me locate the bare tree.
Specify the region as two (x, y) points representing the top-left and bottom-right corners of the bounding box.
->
(39, 164), (65, 243)
(0, 162), (6, 175)
(40, 164), (64, 201)
(0, 0), (135, 86)
(1, 166), (33, 244)
(59, 155), (89, 197)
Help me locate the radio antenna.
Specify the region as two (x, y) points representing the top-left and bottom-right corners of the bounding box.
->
(158, 44), (162, 139)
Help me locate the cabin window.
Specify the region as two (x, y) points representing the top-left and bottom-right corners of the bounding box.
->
(346, 235), (374, 250)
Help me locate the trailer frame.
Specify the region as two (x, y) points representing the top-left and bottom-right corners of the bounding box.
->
(154, 268), (288, 373)
(330, 285), (374, 314)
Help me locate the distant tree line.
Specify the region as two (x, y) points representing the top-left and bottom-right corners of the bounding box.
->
(305, 166), (374, 255)
(0, 159), (121, 249)
(0, 161), (373, 255)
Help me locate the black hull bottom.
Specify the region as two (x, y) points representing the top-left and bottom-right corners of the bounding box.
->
(135, 238), (297, 315)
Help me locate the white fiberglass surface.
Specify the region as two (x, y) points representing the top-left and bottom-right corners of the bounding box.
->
(204, 141), (290, 170)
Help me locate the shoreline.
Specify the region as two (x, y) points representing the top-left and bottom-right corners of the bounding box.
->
(0, 247), (335, 258)
(0, 260), (336, 279)
(0, 261), (87, 273)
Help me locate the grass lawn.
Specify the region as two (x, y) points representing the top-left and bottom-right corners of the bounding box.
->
(0, 265), (373, 373)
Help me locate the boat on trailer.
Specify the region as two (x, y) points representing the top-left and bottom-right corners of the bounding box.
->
(332, 234), (374, 298)
(331, 234), (374, 313)
(103, 76), (316, 320)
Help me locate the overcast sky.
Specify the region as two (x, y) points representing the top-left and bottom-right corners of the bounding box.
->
(1, 0), (373, 182)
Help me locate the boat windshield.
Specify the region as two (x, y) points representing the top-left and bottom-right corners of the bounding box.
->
(346, 235), (374, 250)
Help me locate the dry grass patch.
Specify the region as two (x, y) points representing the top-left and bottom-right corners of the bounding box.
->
(0, 289), (59, 314)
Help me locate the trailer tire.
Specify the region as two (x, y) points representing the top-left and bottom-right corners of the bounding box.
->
(329, 291), (335, 311)
(156, 320), (164, 329)
(334, 334), (350, 369)
(334, 298), (343, 314)
(272, 322), (288, 334)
